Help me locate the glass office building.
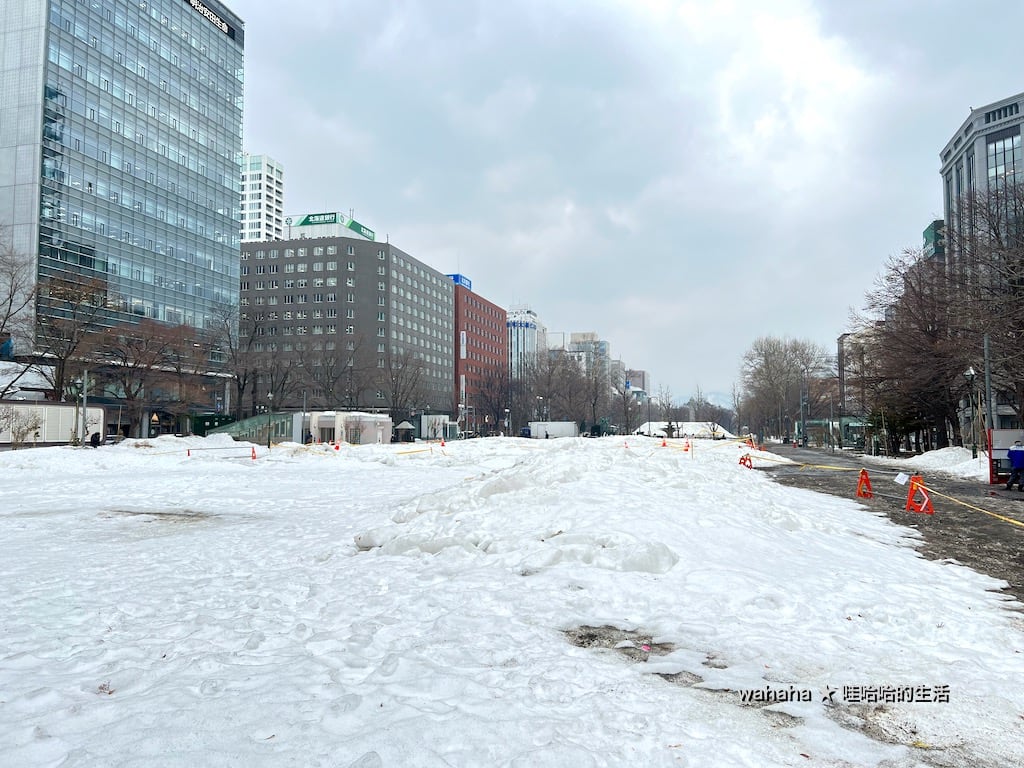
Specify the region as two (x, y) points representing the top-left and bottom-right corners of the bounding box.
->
(0, 0), (244, 353)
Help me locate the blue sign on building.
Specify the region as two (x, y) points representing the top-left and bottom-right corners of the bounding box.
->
(447, 273), (473, 290)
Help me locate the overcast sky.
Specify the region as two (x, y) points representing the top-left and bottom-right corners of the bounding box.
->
(238, 0), (1022, 403)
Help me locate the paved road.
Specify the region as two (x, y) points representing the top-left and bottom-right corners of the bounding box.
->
(760, 444), (1024, 605)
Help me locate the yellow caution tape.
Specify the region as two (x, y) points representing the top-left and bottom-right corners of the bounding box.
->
(919, 484), (1024, 529)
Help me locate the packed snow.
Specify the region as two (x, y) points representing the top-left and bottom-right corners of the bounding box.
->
(1, 435), (1022, 767)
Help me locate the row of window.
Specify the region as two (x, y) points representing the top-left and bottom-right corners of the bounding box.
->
(245, 246), (387, 259)
(985, 103), (1020, 125)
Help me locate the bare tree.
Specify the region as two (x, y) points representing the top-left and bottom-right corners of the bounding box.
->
(384, 348), (428, 419)
(93, 320), (177, 437)
(613, 370), (641, 434)
(944, 184), (1024, 421)
(0, 225), (37, 396)
(740, 336), (829, 439)
(209, 301), (264, 419)
(299, 336), (377, 410)
(850, 248), (963, 449)
(34, 276), (110, 401)
(473, 366), (511, 433)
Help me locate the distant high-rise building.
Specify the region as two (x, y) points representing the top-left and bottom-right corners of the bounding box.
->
(449, 274), (508, 433)
(0, 0), (245, 353)
(507, 306), (547, 382)
(568, 332), (612, 379)
(240, 153), (284, 242)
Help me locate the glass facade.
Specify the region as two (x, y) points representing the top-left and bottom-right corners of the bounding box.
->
(986, 126), (1021, 188)
(4, 0), (243, 346)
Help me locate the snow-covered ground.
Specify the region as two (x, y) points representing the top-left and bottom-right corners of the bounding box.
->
(2, 435), (1021, 767)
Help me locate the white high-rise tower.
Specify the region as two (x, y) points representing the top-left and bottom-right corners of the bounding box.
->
(240, 153), (284, 242)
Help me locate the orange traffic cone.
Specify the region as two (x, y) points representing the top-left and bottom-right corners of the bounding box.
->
(904, 475), (934, 515)
(661, 438), (667, 447)
(441, 438), (446, 447)
(856, 469), (873, 499)
(251, 446), (257, 460)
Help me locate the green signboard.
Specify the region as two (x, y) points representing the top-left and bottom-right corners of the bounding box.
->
(292, 212), (339, 227)
(286, 211), (375, 241)
(346, 218), (375, 241)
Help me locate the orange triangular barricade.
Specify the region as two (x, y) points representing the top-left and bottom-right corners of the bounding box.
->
(739, 454), (753, 468)
(856, 469), (873, 499)
(904, 475), (934, 515)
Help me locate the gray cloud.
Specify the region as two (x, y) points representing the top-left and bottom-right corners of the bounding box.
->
(241, 0), (1024, 403)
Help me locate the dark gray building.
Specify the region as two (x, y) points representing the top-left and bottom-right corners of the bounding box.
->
(940, 91), (1022, 252)
(240, 218), (454, 415)
(0, 0), (244, 355)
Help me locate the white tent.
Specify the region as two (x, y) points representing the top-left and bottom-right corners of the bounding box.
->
(633, 420), (736, 439)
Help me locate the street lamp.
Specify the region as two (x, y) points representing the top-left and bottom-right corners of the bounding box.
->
(69, 378), (83, 445)
(267, 391), (273, 449)
(964, 367), (977, 459)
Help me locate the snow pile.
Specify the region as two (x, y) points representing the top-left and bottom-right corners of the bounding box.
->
(869, 446), (989, 481)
